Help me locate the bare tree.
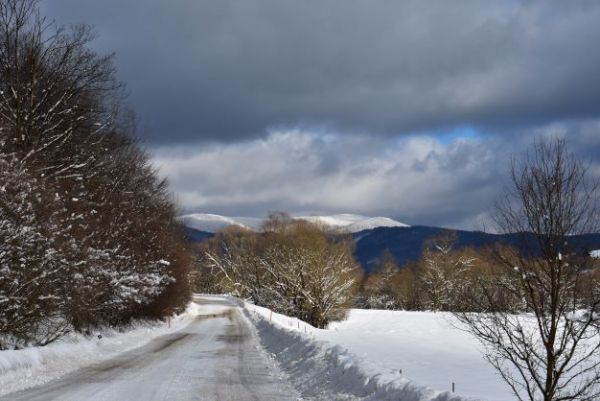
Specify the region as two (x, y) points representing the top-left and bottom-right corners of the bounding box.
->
(455, 138), (600, 401)
(258, 218), (359, 327)
(202, 217), (359, 328)
(203, 225), (264, 302)
(359, 250), (405, 310)
(0, 0), (122, 175)
(420, 232), (474, 311)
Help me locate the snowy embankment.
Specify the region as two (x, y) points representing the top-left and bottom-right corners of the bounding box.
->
(0, 300), (225, 397)
(244, 302), (511, 401)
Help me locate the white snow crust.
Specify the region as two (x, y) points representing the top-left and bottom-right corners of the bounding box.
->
(244, 302), (511, 401)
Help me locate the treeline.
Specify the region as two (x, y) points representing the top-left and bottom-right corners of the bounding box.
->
(357, 232), (507, 311)
(196, 213), (360, 328)
(0, 0), (191, 349)
(358, 231), (600, 313)
(196, 220), (600, 321)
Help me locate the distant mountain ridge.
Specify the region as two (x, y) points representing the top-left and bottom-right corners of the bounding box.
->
(354, 226), (600, 271)
(180, 215), (600, 272)
(178, 213), (408, 234)
(179, 214), (263, 233)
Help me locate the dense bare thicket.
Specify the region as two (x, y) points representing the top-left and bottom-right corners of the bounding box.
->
(200, 226), (263, 301)
(0, 0), (191, 349)
(357, 250), (406, 310)
(198, 214), (360, 328)
(455, 139), (600, 401)
(419, 232), (475, 311)
(355, 236), (508, 313)
(357, 250), (425, 311)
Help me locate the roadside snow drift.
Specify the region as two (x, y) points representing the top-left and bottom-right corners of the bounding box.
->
(244, 302), (511, 401)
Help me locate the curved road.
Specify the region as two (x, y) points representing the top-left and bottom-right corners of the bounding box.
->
(2, 296), (300, 401)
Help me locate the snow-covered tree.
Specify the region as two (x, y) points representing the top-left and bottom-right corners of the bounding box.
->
(420, 232), (474, 311)
(203, 225), (265, 302)
(301, 238), (358, 327)
(203, 217), (360, 328)
(0, 0), (192, 344)
(0, 155), (70, 348)
(456, 139), (600, 401)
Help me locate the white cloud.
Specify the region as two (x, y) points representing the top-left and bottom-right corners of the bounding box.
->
(151, 121), (600, 230)
(152, 129), (513, 229)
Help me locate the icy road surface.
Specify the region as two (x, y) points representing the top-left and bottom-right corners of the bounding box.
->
(1, 296), (300, 401)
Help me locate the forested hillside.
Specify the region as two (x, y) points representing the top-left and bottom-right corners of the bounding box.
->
(184, 224), (600, 271)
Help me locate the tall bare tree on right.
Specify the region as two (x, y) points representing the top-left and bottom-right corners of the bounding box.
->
(455, 138), (600, 401)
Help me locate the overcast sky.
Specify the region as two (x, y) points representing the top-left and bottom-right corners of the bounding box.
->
(43, 1), (600, 229)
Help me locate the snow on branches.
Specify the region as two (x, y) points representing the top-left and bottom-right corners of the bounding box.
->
(201, 217), (360, 328)
(0, 0), (191, 348)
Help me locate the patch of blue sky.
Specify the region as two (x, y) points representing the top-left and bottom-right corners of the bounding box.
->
(435, 126), (481, 145)
(393, 125), (483, 147)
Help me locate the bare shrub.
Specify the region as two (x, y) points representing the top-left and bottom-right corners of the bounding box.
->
(455, 138), (600, 401)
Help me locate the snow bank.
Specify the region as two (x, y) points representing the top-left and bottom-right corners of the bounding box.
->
(243, 302), (476, 401)
(0, 300), (218, 396)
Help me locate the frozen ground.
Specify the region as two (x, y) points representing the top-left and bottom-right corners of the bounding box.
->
(245, 303), (512, 401)
(323, 310), (510, 401)
(0, 296), (513, 401)
(0, 296), (298, 401)
(0, 301), (209, 397)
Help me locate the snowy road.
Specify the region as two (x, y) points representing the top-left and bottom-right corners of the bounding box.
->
(1, 296), (300, 401)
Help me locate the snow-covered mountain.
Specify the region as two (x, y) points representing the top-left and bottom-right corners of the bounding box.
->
(178, 213), (408, 233)
(297, 214), (409, 232)
(178, 214), (262, 233)
(180, 214), (600, 271)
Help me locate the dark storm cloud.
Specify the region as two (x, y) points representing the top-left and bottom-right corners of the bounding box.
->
(39, 1), (600, 228)
(43, 1), (600, 144)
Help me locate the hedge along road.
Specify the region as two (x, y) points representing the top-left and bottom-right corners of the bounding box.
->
(1, 296), (300, 401)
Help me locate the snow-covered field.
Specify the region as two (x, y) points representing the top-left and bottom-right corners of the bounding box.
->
(2, 296), (512, 400)
(0, 300), (229, 397)
(245, 303), (511, 401)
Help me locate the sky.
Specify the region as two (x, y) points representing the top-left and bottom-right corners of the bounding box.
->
(43, 1), (600, 229)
